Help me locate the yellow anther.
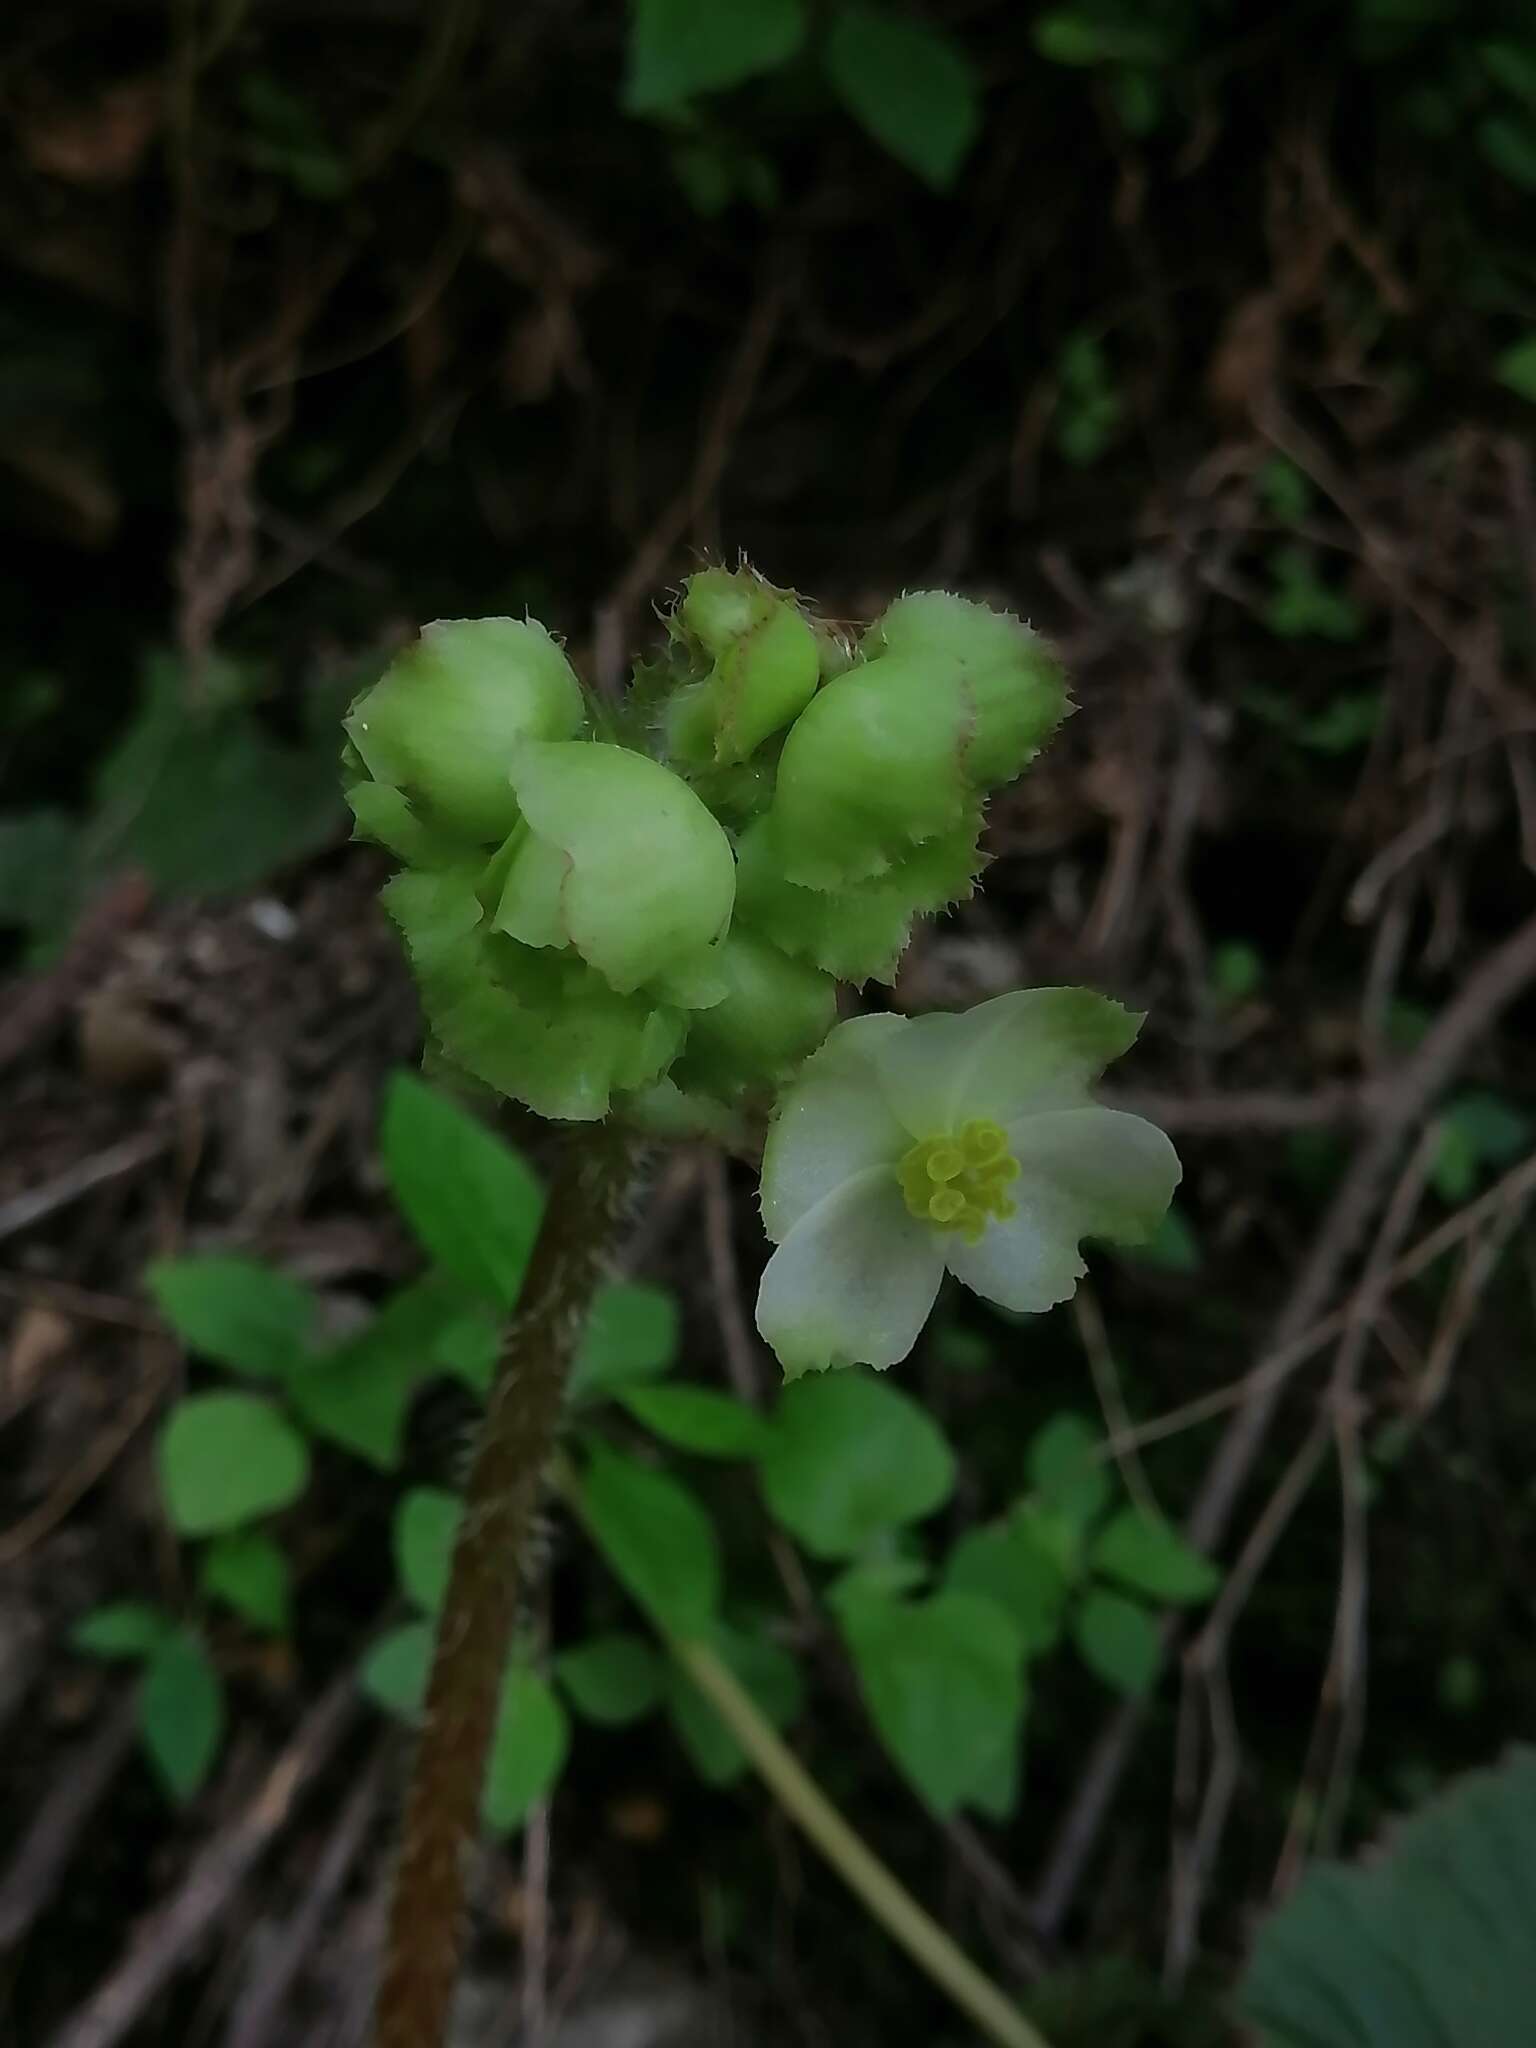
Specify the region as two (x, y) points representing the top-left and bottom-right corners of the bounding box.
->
(960, 1119), (1007, 1165)
(897, 1120), (1020, 1240)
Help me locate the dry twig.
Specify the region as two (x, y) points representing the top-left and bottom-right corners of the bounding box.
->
(0, 1695), (139, 1951)
(49, 1675), (358, 2048)
(1030, 908), (1536, 1937)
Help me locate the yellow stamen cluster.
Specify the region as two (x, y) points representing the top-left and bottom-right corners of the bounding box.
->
(896, 1118), (1020, 1245)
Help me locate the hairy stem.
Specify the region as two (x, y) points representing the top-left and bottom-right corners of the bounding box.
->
(373, 1121), (634, 2048)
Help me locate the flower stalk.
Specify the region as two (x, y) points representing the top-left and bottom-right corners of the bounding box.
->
(372, 1120), (635, 2048)
(665, 1633), (1051, 2048)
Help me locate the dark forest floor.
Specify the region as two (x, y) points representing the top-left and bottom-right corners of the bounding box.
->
(3, 6), (1536, 2045)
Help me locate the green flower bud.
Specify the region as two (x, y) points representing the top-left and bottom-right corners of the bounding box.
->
(666, 567), (820, 769)
(676, 928), (838, 1096)
(735, 818), (979, 984)
(344, 618), (585, 846)
(491, 741), (736, 1000)
(764, 591), (1068, 888)
(382, 867), (688, 1122)
(862, 593), (1066, 786)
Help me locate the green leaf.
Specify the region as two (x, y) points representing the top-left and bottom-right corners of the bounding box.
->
(200, 1530), (290, 1633)
(1026, 1412), (1110, 1531)
(0, 808), (80, 944)
(139, 1629), (224, 1802)
(625, 0), (805, 114)
(824, 4), (980, 189)
(931, 1322), (992, 1372)
(1432, 1091), (1534, 1203)
(554, 1633), (664, 1725)
(394, 1488), (462, 1615)
(757, 1372), (955, 1560)
(1480, 111), (1536, 191)
(360, 1621), (434, 1720)
(1033, 12), (1166, 66)
(1256, 455), (1314, 525)
(483, 1666), (569, 1834)
(944, 1520), (1067, 1655)
(1296, 690), (1382, 755)
(288, 1275), (493, 1466)
(1263, 545), (1367, 642)
(580, 1441), (722, 1632)
(1482, 39), (1536, 111)
(1107, 64), (1162, 136)
(1054, 334), (1122, 468)
(568, 1282), (679, 1401)
(146, 1256), (316, 1377)
(433, 1306), (501, 1394)
(1089, 1509), (1219, 1606)
(1073, 1588), (1161, 1697)
(666, 1619), (804, 1785)
(838, 1587), (1025, 1816)
(1437, 1654), (1483, 1713)
(380, 1072), (543, 1308)
(619, 1384), (770, 1458)
(1210, 940), (1265, 1003)
(1117, 1203), (1201, 1274)
(1497, 336), (1536, 404)
(1240, 1748), (1536, 2048)
(239, 72), (350, 200)
(158, 1393), (310, 1536)
(71, 1601), (174, 1660)
(92, 654), (342, 896)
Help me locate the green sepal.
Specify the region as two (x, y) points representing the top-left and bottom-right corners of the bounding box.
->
(861, 592), (1068, 788)
(345, 777), (472, 869)
(493, 741), (736, 998)
(666, 566), (821, 768)
(343, 618), (586, 845)
(766, 591), (1067, 887)
(382, 868), (687, 1122)
(674, 928), (837, 1096)
(735, 816), (981, 983)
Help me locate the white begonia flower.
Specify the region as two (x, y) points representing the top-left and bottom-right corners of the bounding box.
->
(754, 990), (1180, 1378)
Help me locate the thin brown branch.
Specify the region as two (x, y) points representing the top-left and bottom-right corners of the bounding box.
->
(701, 1148), (764, 1405)
(1166, 1126), (1437, 1980)
(1095, 1139), (1536, 1464)
(49, 1676), (357, 2048)
(0, 1338), (176, 1567)
(0, 1695), (139, 1950)
(224, 1744), (390, 2048)
(0, 1132), (170, 1245)
(1029, 907), (1536, 1937)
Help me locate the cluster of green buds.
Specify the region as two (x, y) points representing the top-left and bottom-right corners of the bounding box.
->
(346, 568), (1179, 1372)
(345, 570), (1065, 1121)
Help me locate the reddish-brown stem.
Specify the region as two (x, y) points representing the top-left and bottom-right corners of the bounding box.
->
(372, 1121), (634, 2048)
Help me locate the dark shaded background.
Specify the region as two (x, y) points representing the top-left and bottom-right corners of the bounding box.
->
(3, 4), (1536, 2044)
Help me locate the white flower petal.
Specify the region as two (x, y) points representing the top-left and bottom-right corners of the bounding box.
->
(755, 1167), (946, 1376)
(946, 1107), (1181, 1315)
(943, 1203), (1089, 1316)
(870, 989), (1143, 1136)
(759, 1013), (910, 1243)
